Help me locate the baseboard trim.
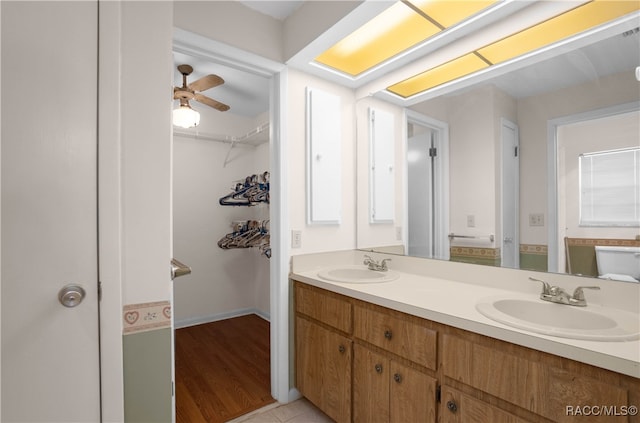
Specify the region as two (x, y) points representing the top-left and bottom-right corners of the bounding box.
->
(175, 308), (271, 329)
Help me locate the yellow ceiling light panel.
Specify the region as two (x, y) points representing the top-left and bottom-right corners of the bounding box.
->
(315, 2), (441, 76)
(388, 53), (489, 97)
(478, 0), (640, 64)
(408, 0), (498, 28)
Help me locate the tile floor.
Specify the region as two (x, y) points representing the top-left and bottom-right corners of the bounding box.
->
(227, 398), (333, 423)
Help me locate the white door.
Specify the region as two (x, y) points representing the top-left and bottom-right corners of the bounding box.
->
(501, 118), (520, 268)
(407, 127), (434, 258)
(1, 2), (101, 421)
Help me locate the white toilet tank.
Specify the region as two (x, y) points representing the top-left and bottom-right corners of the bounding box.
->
(595, 246), (640, 282)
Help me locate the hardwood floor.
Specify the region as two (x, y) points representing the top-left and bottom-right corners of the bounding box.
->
(175, 314), (275, 423)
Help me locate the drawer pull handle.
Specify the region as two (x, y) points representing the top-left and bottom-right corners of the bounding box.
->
(338, 344), (346, 353)
(374, 364), (383, 373)
(384, 330), (393, 340)
(393, 373), (402, 383)
(447, 400), (458, 413)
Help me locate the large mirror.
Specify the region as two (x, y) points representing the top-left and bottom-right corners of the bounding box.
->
(356, 19), (640, 283)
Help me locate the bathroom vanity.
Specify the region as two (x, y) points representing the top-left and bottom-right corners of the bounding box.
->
(291, 251), (640, 423)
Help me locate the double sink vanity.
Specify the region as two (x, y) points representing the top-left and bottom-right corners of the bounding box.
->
(291, 250), (640, 422)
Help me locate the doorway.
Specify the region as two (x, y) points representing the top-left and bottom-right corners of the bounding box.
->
(171, 29), (288, 421)
(501, 118), (520, 268)
(405, 111), (450, 260)
(547, 101), (640, 273)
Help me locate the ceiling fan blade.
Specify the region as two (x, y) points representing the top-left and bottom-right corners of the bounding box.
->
(194, 93), (230, 112)
(188, 74), (224, 92)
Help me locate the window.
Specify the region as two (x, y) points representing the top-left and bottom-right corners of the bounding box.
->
(579, 147), (640, 226)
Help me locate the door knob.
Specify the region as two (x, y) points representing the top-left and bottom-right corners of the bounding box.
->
(58, 284), (86, 308)
(171, 258), (192, 280)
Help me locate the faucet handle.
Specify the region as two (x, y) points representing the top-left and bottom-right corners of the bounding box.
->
(363, 255), (373, 263)
(572, 286), (600, 301)
(381, 258), (391, 270)
(528, 277), (551, 295)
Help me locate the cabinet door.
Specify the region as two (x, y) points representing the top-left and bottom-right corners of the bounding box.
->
(354, 344), (390, 423)
(296, 317), (352, 423)
(440, 386), (533, 423)
(390, 361), (437, 423)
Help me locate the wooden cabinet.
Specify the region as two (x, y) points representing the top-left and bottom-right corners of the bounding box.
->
(296, 317), (352, 422)
(352, 303), (438, 422)
(353, 344), (437, 423)
(295, 283), (352, 422)
(294, 281), (640, 423)
(441, 333), (637, 422)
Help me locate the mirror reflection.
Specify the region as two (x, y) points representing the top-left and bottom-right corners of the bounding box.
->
(357, 27), (640, 283)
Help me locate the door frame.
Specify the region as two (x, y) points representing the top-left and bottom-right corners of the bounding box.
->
(546, 100), (640, 273)
(171, 29), (291, 404)
(403, 110), (450, 260)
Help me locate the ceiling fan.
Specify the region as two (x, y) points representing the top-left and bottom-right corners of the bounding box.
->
(173, 64), (230, 112)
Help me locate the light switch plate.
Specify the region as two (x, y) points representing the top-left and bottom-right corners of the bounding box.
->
(291, 230), (302, 249)
(529, 213), (544, 227)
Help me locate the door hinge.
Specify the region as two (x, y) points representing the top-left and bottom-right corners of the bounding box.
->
(514, 146), (519, 157)
(98, 280), (103, 301)
(429, 147), (437, 157)
(436, 384), (441, 403)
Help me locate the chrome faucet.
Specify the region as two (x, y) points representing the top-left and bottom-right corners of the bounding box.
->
(363, 255), (391, 271)
(529, 277), (600, 307)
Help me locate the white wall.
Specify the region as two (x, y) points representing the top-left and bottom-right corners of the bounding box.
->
(119, 2), (174, 306)
(356, 96), (405, 250)
(447, 86), (496, 244)
(173, 1), (283, 62)
(173, 108), (271, 326)
(518, 71), (640, 245)
(287, 68), (357, 254)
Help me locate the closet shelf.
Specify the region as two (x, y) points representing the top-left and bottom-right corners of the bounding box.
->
(173, 122), (269, 147)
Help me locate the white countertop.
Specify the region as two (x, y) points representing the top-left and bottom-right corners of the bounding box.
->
(291, 251), (640, 378)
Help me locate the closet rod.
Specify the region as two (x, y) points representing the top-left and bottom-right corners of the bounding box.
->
(223, 122), (269, 167)
(173, 122), (269, 146)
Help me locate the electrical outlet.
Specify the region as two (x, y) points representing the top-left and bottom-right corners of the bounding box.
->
(395, 226), (402, 241)
(291, 230), (302, 249)
(466, 215), (475, 228)
(529, 213), (544, 227)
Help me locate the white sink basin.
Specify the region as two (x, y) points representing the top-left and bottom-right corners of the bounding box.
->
(317, 265), (399, 284)
(476, 296), (640, 341)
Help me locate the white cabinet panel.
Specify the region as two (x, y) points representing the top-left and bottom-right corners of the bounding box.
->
(369, 108), (395, 223)
(306, 87), (342, 224)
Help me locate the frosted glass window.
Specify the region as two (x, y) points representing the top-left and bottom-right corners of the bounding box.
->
(579, 147), (640, 226)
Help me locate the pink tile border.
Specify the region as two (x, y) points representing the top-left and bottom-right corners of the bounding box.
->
(123, 301), (171, 335)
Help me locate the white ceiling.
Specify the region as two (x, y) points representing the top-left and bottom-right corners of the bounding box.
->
(239, 0), (303, 20)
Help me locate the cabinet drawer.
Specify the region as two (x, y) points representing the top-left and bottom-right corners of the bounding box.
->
(295, 282), (352, 333)
(442, 334), (630, 422)
(354, 304), (436, 369)
(440, 385), (533, 423)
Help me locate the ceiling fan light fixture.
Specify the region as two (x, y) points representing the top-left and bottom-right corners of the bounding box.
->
(173, 103), (200, 128)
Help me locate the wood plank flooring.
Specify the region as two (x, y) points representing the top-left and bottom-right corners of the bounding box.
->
(175, 314), (275, 423)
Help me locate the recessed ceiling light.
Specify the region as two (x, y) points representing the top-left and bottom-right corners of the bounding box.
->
(387, 0), (640, 98)
(314, 0), (498, 77)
